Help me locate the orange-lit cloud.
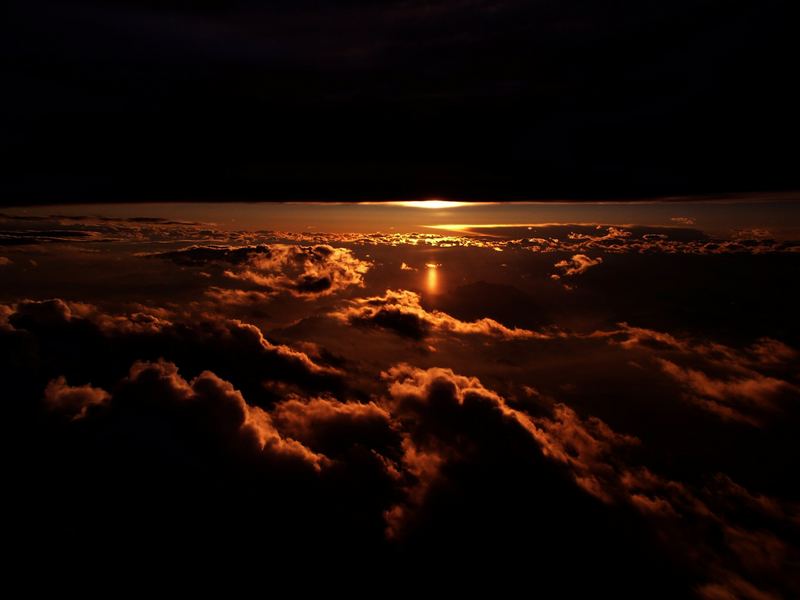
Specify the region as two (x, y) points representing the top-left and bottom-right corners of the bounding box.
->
(657, 359), (792, 425)
(44, 376), (110, 420)
(551, 253), (603, 279)
(332, 289), (551, 341)
(155, 243), (371, 298)
(120, 360), (327, 470)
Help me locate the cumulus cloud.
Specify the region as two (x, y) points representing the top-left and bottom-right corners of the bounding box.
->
(0, 256), (11, 266)
(116, 360), (327, 471)
(5, 300), (799, 597)
(271, 396), (399, 458)
(333, 289), (550, 341)
(551, 254), (603, 279)
(532, 402), (641, 502)
(155, 244), (371, 298)
(379, 363), (541, 537)
(377, 364), (646, 536)
(376, 362), (798, 597)
(4, 298), (344, 404)
(44, 376), (110, 420)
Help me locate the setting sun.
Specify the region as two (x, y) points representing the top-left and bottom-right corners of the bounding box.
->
(390, 200), (483, 209)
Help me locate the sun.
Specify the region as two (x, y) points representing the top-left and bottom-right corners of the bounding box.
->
(391, 200), (476, 209)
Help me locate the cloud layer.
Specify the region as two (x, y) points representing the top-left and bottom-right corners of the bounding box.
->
(1, 211), (799, 596)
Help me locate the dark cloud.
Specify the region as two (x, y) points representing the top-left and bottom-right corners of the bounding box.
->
(43, 376), (110, 420)
(379, 364), (800, 597)
(3, 298), (345, 408)
(112, 359), (326, 471)
(3, 292), (799, 594)
(272, 396), (400, 459)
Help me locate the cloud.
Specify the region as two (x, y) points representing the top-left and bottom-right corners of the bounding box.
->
(44, 376), (110, 420)
(551, 254), (603, 279)
(749, 338), (798, 366)
(115, 359), (327, 471)
(658, 359), (793, 424)
(377, 363), (645, 536)
(671, 217), (696, 225)
(155, 244), (371, 298)
(608, 324), (799, 425)
(333, 289), (550, 341)
(203, 287), (275, 307)
(2, 213), (799, 594)
(532, 402), (641, 502)
(4, 298), (344, 404)
(379, 363), (542, 537)
(5, 299), (799, 597)
(733, 228), (773, 240)
(0, 304), (13, 328)
(271, 396), (399, 458)
(697, 572), (782, 600)
(0, 256), (11, 266)
(3, 214), (798, 257)
(377, 362), (798, 597)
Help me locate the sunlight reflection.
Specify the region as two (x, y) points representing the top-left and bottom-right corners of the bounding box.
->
(425, 262), (439, 294)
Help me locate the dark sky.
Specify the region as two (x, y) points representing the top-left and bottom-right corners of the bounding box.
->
(3, 0), (798, 203)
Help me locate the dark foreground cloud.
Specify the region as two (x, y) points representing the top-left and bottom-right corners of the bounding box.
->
(3, 295), (799, 596)
(2, 298), (344, 409)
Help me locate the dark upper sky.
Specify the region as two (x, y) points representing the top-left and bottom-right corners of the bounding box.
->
(3, 0), (798, 204)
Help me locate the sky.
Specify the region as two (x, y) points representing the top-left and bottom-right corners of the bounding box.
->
(4, 0), (800, 202)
